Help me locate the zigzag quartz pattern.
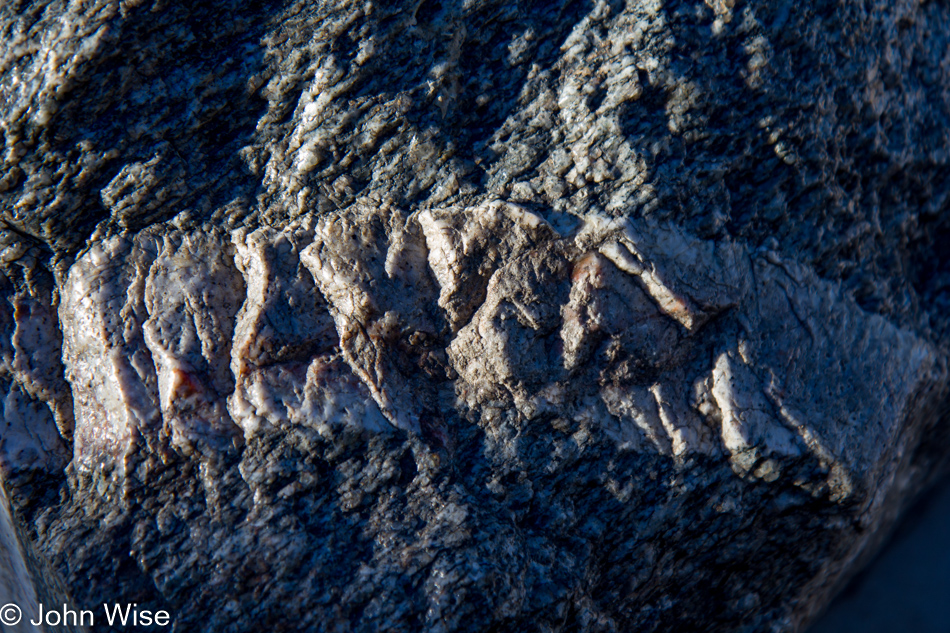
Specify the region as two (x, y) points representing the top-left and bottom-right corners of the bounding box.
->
(0, 203), (940, 633)
(43, 203), (934, 508)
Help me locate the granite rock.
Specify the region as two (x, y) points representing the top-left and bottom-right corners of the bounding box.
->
(1, 1), (949, 632)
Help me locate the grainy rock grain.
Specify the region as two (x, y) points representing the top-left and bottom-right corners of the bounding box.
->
(1, 1), (949, 632)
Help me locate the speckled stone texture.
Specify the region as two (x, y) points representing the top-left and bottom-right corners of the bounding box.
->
(1, 1), (949, 632)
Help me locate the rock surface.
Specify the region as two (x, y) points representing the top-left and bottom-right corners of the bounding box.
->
(1, 1), (949, 632)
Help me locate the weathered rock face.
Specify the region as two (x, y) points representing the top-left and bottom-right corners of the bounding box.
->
(1, 1), (949, 632)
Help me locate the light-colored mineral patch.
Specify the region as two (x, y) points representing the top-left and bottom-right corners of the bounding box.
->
(143, 230), (246, 454)
(0, 238), (70, 479)
(418, 201), (559, 331)
(229, 221), (388, 437)
(60, 234), (162, 469)
(43, 208), (938, 511)
(301, 207), (442, 434)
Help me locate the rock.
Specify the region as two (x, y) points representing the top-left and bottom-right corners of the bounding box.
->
(1, 1), (949, 632)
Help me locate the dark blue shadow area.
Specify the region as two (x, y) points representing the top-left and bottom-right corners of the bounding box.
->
(808, 475), (950, 633)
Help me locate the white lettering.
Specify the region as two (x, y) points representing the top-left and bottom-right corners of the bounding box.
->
(29, 602), (44, 627)
(100, 603), (171, 627)
(103, 603), (133, 626)
(30, 604), (94, 627)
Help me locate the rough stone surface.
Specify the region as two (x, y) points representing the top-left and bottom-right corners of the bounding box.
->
(1, 1), (949, 632)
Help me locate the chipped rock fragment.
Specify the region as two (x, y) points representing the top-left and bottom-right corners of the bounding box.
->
(142, 230), (246, 454)
(301, 207), (446, 434)
(60, 234), (162, 469)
